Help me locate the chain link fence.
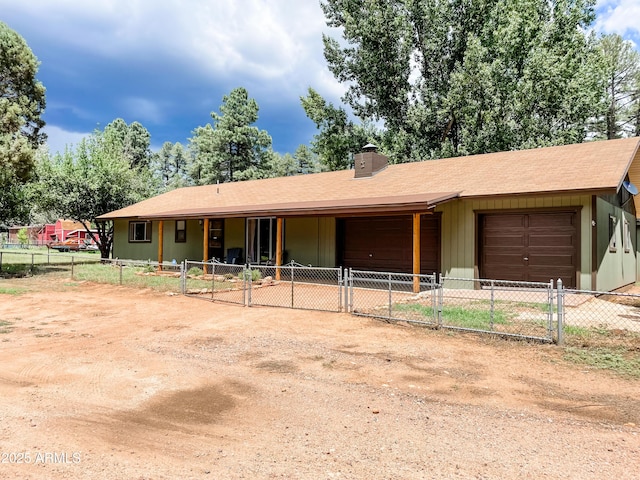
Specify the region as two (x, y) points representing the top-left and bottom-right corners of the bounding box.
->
(0, 250), (102, 277)
(184, 260), (246, 305)
(0, 250), (183, 292)
(183, 261), (343, 312)
(557, 282), (640, 349)
(347, 272), (555, 342)
(347, 270), (438, 325)
(439, 276), (555, 342)
(4, 249), (640, 348)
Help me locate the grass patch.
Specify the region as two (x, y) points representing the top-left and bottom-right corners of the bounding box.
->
(0, 320), (14, 334)
(394, 302), (513, 329)
(0, 286), (26, 295)
(563, 347), (640, 378)
(442, 305), (512, 329)
(72, 263), (182, 292)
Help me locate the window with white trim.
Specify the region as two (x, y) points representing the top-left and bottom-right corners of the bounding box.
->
(609, 215), (617, 252)
(129, 221), (152, 242)
(624, 219), (632, 253)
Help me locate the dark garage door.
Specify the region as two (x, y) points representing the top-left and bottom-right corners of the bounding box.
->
(339, 215), (440, 274)
(479, 211), (578, 287)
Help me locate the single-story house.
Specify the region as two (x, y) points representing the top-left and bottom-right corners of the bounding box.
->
(98, 137), (640, 292)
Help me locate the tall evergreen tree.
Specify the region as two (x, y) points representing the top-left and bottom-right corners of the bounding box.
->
(103, 118), (152, 169)
(153, 141), (189, 190)
(0, 21), (46, 224)
(189, 87), (272, 184)
(592, 34), (640, 139)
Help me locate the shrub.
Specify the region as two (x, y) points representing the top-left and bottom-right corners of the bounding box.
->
(238, 269), (262, 281)
(187, 267), (203, 276)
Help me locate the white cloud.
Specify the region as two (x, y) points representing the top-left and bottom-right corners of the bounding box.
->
(595, 0), (640, 37)
(44, 125), (91, 154)
(119, 97), (166, 125)
(3, 0), (346, 105)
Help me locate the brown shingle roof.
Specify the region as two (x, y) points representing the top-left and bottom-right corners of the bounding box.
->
(98, 137), (640, 220)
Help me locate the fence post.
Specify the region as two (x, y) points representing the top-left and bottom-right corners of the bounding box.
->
(247, 266), (252, 307)
(343, 268), (349, 313)
(71, 256), (75, 280)
(338, 267), (343, 313)
(490, 280), (495, 330)
(388, 273), (393, 320)
(0, 251), (3, 272)
(211, 261), (215, 301)
(31, 253), (35, 272)
(547, 279), (554, 340)
(180, 261), (186, 295)
(290, 265), (295, 309)
(349, 268), (354, 313)
(556, 279), (564, 345)
(119, 261), (123, 285)
(437, 273), (444, 328)
(431, 274), (437, 322)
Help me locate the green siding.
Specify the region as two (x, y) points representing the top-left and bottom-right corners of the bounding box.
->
(435, 195), (593, 289)
(284, 217), (336, 267)
(112, 219), (204, 263)
(111, 194), (632, 290)
(162, 220), (203, 263)
(224, 218), (245, 261)
(595, 197), (636, 291)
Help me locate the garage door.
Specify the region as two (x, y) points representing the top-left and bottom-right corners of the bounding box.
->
(339, 215), (440, 274)
(479, 211), (577, 287)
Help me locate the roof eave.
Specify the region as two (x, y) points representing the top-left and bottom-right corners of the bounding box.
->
(99, 192), (461, 221)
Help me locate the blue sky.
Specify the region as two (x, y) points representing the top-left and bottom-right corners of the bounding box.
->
(1, 0), (639, 156)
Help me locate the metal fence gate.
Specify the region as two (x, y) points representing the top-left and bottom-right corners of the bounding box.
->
(183, 261), (343, 312)
(347, 270), (556, 343)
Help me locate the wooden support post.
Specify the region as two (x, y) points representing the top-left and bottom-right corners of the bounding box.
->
(413, 213), (421, 293)
(275, 217), (283, 280)
(157, 220), (164, 271)
(202, 218), (209, 273)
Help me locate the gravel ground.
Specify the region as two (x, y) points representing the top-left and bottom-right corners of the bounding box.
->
(0, 278), (638, 479)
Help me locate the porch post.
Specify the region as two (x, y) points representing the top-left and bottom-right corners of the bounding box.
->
(413, 213), (421, 293)
(275, 217), (283, 280)
(202, 218), (209, 263)
(157, 221), (164, 271)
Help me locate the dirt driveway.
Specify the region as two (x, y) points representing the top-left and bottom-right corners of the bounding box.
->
(0, 278), (638, 479)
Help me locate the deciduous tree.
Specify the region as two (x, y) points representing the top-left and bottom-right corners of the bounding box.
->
(321, 0), (604, 161)
(301, 88), (375, 170)
(31, 127), (156, 258)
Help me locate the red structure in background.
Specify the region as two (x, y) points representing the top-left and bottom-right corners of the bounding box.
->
(6, 220), (95, 246)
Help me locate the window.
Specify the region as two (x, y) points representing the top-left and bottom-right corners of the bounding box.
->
(175, 220), (186, 243)
(246, 217), (279, 264)
(129, 221), (151, 242)
(609, 215), (617, 252)
(624, 219), (632, 253)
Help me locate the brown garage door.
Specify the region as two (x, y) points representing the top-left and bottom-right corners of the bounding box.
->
(479, 211), (577, 287)
(339, 215), (440, 274)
